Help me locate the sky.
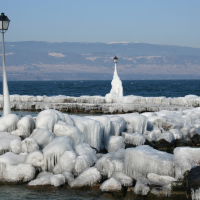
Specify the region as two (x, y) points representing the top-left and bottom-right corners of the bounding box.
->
(1, 0), (200, 48)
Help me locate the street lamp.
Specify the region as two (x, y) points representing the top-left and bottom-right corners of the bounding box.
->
(0, 13), (11, 116)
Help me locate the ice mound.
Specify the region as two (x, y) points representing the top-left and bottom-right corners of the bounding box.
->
(147, 173), (177, 186)
(100, 177), (122, 191)
(95, 149), (125, 178)
(71, 115), (103, 151)
(54, 123), (84, 145)
(53, 151), (77, 174)
(111, 171), (133, 187)
(36, 109), (59, 132)
(144, 131), (157, 142)
(25, 151), (44, 169)
(62, 172), (74, 185)
(11, 115), (35, 139)
(22, 138), (39, 153)
(157, 131), (175, 143)
(0, 163), (35, 183)
(119, 113), (148, 134)
(0, 114), (19, 132)
(0, 152), (27, 165)
(75, 143), (97, 162)
(75, 153), (95, 175)
(134, 176), (151, 195)
(28, 174), (65, 187)
(43, 136), (74, 171)
(174, 147), (200, 179)
(0, 132), (21, 154)
(125, 124), (134, 133)
(50, 174), (65, 187)
(122, 132), (146, 146)
(10, 139), (22, 154)
(71, 167), (101, 187)
(30, 128), (54, 149)
(108, 116), (126, 136)
(180, 125), (191, 141)
(86, 116), (111, 145)
(169, 129), (183, 140)
(105, 136), (125, 152)
(124, 146), (174, 178)
(36, 171), (52, 179)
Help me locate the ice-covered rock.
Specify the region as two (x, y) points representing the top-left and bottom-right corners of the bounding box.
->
(10, 139), (22, 154)
(75, 153), (95, 175)
(144, 131), (157, 142)
(95, 149), (125, 178)
(119, 113), (148, 134)
(0, 163), (35, 183)
(30, 128), (55, 149)
(25, 151), (44, 169)
(71, 115), (103, 151)
(50, 174), (65, 187)
(105, 136), (125, 152)
(62, 172), (74, 185)
(100, 177), (122, 191)
(22, 138), (39, 153)
(108, 116), (126, 136)
(124, 146), (174, 178)
(75, 143), (97, 162)
(36, 109), (59, 132)
(0, 152), (27, 165)
(157, 131), (175, 143)
(54, 123), (84, 145)
(71, 167), (101, 187)
(151, 184), (172, 197)
(134, 176), (151, 195)
(43, 136), (74, 171)
(122, 132), (146, 146)
(169, 129), (183, 140)
(147, 173), (177, 186)
(111, 171), (133, 187)
(0, 114), (19, 132)
(53, 151), (77, 174)
(174, 147), (200, 179)
(11, 115), (35, 139)
(125, 124), (134, 133)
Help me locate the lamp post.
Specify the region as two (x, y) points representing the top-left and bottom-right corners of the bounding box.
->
(113, 56), (118, 72)
(0, 13), (11, 116)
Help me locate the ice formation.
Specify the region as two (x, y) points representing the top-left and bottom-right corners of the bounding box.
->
(134, 176), (151, 195)
(11, 115), (35, 139)
(122, 132), (146, 146)
(43, 136), (74, 171)
(53, 151), (77, 174)
(151, 184), (172, 197)
(111, 171), (133, 186)
(71, 115), (103, 151)
(0, 114), (19, 132)
(173, 147), (200, 179)
(147, 173), (177, 186)
(124, 146), (175, 178)
(108, 116), (126, 136)
(71, 167), (101, 187)
(30, 128), (55, 148)
(105, 62), (123, 103)
(157, 131), (175, 143)
(169, 129), (183, 140)
(25, 150), (44, 169)
(100, 177), (122, 191)
(54, 123), (84, 145)
(10, 139), (22, 154)
(62, 172), (74, 186)
(22, 138), (39, 153)
(105, 136), (125, 152)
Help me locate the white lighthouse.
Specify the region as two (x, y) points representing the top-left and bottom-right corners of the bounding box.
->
(105, 56), (123, 102)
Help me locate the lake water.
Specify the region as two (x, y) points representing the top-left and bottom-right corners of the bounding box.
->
(2, 80), (200, 97)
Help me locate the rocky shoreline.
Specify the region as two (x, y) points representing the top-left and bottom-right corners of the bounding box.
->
(0, 103), (199, 199)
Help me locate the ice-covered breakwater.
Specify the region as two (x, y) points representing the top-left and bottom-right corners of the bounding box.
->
(0, 108), (200, 199)
(0, 94), (198, 113)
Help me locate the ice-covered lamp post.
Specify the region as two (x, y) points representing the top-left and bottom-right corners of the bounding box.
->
(0, 13), (11, 116)
(105, 56), (123, 102)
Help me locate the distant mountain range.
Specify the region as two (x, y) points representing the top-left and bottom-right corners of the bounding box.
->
(0, 41), (200, 80)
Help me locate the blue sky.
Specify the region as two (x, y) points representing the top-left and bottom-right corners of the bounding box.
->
(1, 0), (200, 48)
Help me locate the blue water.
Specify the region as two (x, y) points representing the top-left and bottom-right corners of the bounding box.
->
(3, 80), (200, 97)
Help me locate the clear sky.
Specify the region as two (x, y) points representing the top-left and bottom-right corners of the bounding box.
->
(1, 0), (200, 48)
